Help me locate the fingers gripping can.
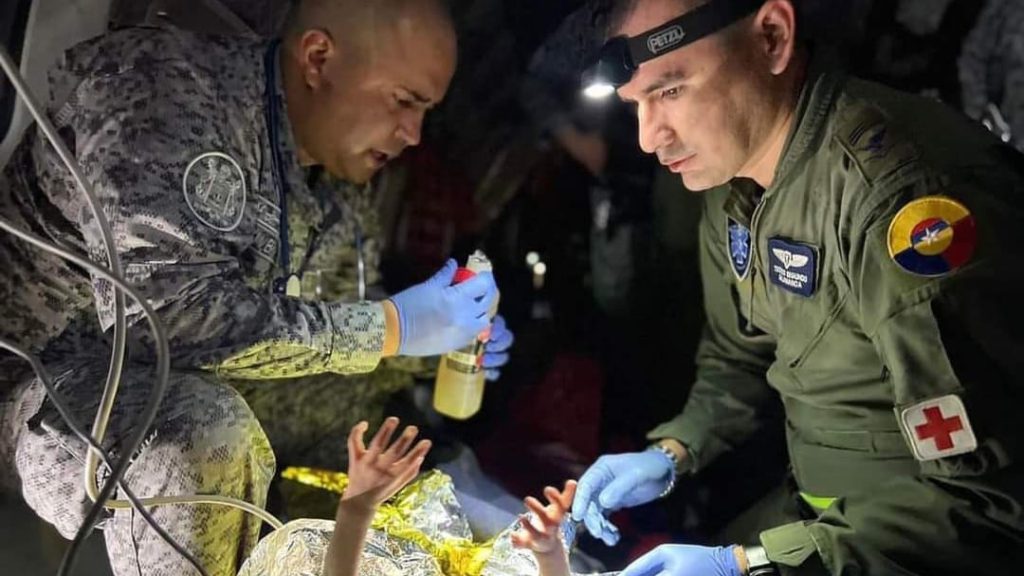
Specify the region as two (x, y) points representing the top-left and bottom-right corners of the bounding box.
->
(433, 251), (499, 419)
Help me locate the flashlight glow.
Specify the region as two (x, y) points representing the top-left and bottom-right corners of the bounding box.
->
(583, 82), (615, 100)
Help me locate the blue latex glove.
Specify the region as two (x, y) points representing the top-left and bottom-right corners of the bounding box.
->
(571, 450), (674, 545)
(389, 259), (498, 357)
(481, 315), (514, 381)
(620, 545), (742, 576)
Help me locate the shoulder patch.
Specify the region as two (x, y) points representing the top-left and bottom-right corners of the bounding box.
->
(887, 196), (976, 277)
(898, 394), (977, 461)
(182, 151), (247, 231)
(835, 105), (920, 184)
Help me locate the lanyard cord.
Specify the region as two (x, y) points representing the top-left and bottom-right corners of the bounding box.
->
(264, 40), (293, 283)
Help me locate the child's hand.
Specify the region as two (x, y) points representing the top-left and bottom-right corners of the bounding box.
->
(342, 417), (432, 511)
(511, 480), (578, 554)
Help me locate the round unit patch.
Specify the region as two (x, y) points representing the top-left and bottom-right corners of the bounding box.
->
(887, 196), (975, 277)
(182, 152), (247, 231)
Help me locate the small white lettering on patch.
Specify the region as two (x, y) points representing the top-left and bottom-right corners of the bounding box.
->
(773, 265), (808, 285)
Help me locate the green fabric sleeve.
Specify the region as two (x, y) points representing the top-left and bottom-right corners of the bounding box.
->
(765, 175), (1024, 575)
(647, 194), (776, 472)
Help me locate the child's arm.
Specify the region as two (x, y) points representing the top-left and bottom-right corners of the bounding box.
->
(511, 480), (578, 576)
(326, 417), (431, 576)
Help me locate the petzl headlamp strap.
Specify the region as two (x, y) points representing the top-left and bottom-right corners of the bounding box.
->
(625, 0), (765, 67)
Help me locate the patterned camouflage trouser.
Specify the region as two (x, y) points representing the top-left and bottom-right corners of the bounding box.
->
(0, 353), (275, 576)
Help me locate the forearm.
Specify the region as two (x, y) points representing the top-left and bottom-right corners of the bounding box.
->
(652, 209), (776, 472)
(533, 547), (571, 576)
(122, 276), (387, 377)
(646, 364), (771, 473)
(325, 501), (376, 576)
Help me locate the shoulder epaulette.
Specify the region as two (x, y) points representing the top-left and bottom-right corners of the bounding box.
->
(834, 104), (920, 186)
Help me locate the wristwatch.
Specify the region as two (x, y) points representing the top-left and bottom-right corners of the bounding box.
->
(647, 443), (678, 498)
(744, 545), (777, 576)
(651, 438), (687, 475)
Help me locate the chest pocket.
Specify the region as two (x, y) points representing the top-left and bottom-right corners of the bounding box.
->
(763, 258), (851, 393)
(735, 241), (847, 359)
(776, 278), (848, 369)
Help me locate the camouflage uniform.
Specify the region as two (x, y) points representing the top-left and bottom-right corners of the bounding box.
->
(232, 172), (431, 476)
(256, 147), (440, 467)
(0, 27), (394, 576)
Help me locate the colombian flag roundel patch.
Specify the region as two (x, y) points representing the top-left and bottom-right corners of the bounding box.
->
(887, 196), (976, 277)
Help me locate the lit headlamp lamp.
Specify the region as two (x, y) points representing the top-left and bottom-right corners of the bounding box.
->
(582, 0), (765, 99)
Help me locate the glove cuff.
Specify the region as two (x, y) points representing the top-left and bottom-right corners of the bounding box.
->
(388, 296), (413, 356)
(646, 445), (678, 498)
(720, 545), (746, 576)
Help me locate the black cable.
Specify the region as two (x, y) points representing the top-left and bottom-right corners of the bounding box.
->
(0, 34), (278, 576)
(0, 216), (172, 576)
(0, 41), (174, 576)
(0, 340), (211, 576)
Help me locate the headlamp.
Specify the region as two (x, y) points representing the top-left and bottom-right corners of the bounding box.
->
(582, 0), (765, 98)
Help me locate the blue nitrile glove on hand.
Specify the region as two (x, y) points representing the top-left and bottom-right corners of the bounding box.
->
(482, 315), (514, 381)
(620, 545), (742, 576)
(571, 449), (674, 545)
(389, 259), (498, 357)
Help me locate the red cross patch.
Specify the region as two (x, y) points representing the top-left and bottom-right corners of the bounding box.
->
(899, 395), (977, 461)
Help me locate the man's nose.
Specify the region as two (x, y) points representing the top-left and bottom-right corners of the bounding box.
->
(397, 109), (424, 147)
(637, 103), (671, 155)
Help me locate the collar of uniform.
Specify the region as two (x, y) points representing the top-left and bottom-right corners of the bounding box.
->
(723, 177), (763, 228)
(766, 64), (844, 197)
(268, 42), (313, 199)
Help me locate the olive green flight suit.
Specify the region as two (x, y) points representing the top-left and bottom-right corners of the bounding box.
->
(648, 71), (1024, 575)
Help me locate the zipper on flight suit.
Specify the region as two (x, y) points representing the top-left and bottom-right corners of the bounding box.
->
(745, 181), (847, 369)
(745, 193), (768, 333)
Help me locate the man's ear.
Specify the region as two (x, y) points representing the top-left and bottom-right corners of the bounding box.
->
(754, 0), (797, 76)
(296, 28), (336, 89)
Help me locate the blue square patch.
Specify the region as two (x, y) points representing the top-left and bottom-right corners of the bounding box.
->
(767, 238), (817, 297)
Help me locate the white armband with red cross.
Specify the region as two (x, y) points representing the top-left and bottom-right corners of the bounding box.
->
(898, 394), (978, 461)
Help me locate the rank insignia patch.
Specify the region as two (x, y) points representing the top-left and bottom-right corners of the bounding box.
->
(183, 151), (247, 231)
(728, 217), (752, 282)
(898, 394), (977, 461)
(887, 196), (975, 277)
(768, 238), (817, 297)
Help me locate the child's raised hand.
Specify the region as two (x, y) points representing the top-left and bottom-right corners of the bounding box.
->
(511, 480), (578, 554)
(342, 417), (432, 511)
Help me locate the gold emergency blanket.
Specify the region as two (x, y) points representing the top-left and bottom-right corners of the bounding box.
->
(237, 469), (543, 576)
(238, 519), (444, 576)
